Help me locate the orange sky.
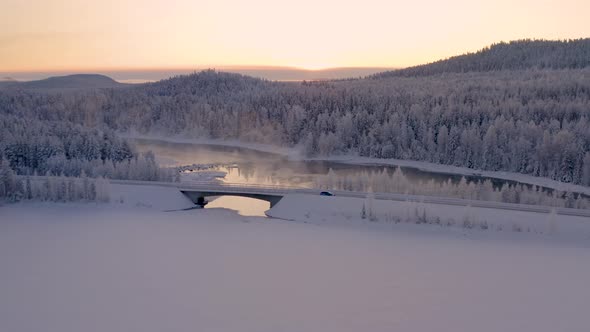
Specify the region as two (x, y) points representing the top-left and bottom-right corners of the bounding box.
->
(1, 0), (588, 72)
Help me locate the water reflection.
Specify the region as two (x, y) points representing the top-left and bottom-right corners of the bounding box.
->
(205, 196), (269, 217)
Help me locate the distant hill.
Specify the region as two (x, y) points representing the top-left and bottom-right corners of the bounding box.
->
(372, 39), (590, 78)
(2, 67), (394, 84)
(222, 66), (393, 81)
(141, 70), (269, 97)
(0, 77), (18, 89)
(0, 74), (124, 90)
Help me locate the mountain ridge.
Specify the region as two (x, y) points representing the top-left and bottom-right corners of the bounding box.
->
(371, 38), (590, 78)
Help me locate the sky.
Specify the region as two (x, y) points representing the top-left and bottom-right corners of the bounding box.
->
(1, 0), (589, 72)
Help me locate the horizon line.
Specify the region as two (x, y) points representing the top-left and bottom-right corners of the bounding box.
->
(0, 65), (398, 74)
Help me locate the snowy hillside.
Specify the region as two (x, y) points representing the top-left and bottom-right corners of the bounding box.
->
(372, 39), (590, 78)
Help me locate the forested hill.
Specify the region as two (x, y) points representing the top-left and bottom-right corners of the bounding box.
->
(143, 70), (271, 96)
(372, 39), (590, 78)
(2, 40), (590, 186)
(0, 74), (124, 91)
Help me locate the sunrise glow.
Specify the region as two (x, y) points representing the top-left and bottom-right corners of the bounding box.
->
(1, 0), (589, 72)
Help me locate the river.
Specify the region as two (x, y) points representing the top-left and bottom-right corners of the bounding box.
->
(132, 139), (579, 215)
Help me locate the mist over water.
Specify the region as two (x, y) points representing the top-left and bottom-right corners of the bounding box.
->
(132, 139), (475, 188)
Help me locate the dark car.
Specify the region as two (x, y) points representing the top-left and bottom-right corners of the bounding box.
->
(320, 191), (335, 196)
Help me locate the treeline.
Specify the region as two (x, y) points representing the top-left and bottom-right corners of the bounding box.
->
(0, 114), (177, 182)
(372, 39), (590, 78)
(0, 160), (109, 202)
(315, 168), (589, 209)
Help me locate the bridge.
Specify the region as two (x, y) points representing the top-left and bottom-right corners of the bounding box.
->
(174, 182), (590, 217)
(111, 180), (590, 217)
(177, 183), (304, 207)
(17, 176), (590, 218)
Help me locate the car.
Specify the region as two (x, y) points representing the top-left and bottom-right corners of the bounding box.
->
(320, 191), (335, 196)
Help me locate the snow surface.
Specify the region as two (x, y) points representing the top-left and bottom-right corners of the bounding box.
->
(268, 194), (590, 242)
(124, 135), (590, 196)
(1, 184), (590, 332)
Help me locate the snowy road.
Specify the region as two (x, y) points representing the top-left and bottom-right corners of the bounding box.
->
(110, 179), (590, 218)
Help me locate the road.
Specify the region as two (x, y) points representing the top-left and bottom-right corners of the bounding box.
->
(107, 179), (590, 218)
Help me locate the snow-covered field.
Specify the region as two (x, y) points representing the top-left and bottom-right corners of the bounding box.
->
(269, 194), (590, 241)
(1, 184), (590, 332)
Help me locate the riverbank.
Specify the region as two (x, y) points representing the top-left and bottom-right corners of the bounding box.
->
(124, 134), (590, 196)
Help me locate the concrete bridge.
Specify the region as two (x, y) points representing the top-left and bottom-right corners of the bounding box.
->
(175, 182), (590, 217)
(178, 182), (307, 207)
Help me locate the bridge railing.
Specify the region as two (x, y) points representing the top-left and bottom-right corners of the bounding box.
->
(182, 181), (310, 190)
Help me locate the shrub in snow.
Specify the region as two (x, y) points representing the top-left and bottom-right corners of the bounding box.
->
(462, 217), (474, 229)
(479, 220), (489, 230)
(414, 206), (428, 224)
(461, 205), (475, 229)
(365, 189), (377, 221)
(512, 223), (523, 232)
(547, 208), (557, 234)
(433, 216), (442, 226)
(384, 212), (400, 224)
